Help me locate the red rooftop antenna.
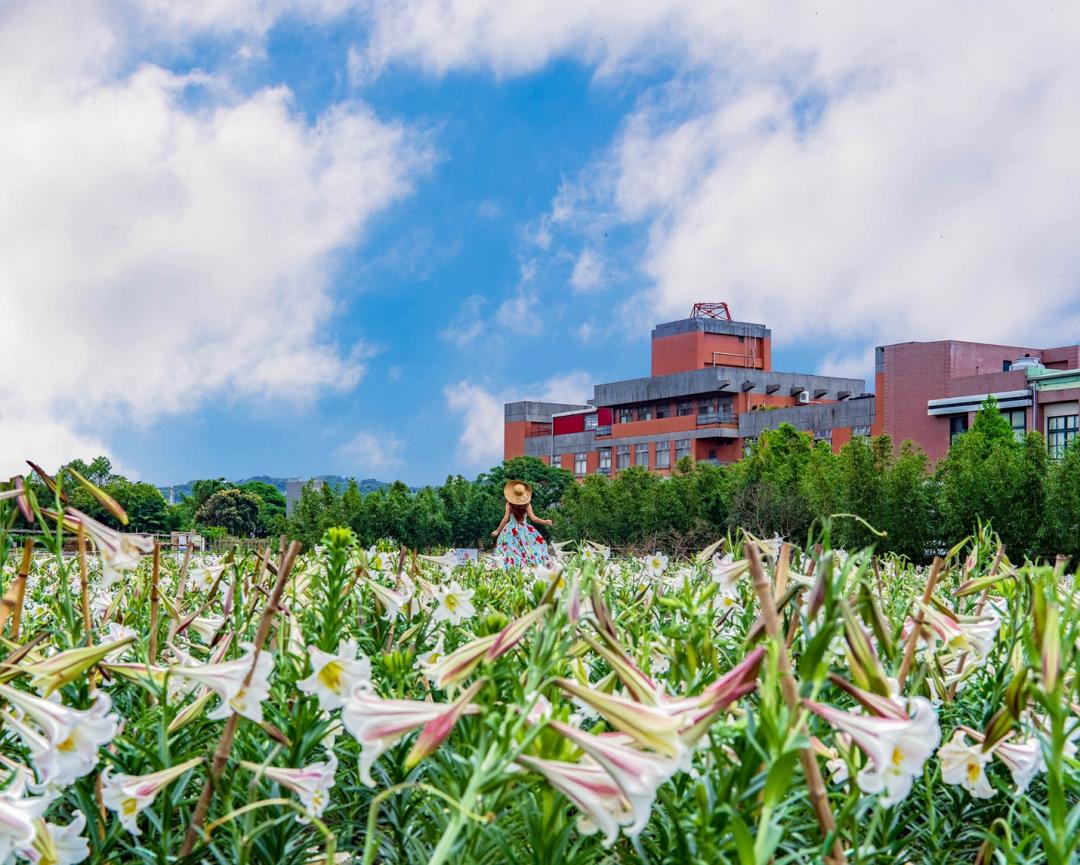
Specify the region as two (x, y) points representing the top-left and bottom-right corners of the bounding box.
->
(690, 302), (732, 320)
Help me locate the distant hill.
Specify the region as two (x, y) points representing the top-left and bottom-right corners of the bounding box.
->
(158, 475), (395, 502)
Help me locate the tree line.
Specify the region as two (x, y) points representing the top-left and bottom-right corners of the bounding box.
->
(9, 398), (1078, 561)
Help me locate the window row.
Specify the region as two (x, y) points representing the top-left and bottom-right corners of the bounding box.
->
(564, 439), (694, 474)
(615, 398), (733, 424)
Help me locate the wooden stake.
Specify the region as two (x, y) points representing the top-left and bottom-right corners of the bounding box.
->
(897, 557), (944, 690)
(747, 543), (847, 865)
(180, 541), (301, 856)
(0, 540), (33, 637)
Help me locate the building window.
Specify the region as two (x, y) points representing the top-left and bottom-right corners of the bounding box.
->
(598, 448), (611, 472)
(1048, 414), (1079, 460)
(813, 429), (832, 442)
(697, 399), (714, 416)
(852, 425), (871, 438)
(1002, 360), (1012, 372)
(708, 448), (717, 460)
(550, 454), (561, 469)
(655, 444), (671, 468)
(574, 452), (587, 475)
(949, 415), (969, 445)
(636, 443), (649, 466)
(1005, 409), (1026, 442)
(616, 444), (631, 469)
(655, 402), (670, 419)
(637, 405), (652, 422)
(743, 437), (757, 457)
(618, 407), (633, 424)
(583, 414), (598, 431)
(677, 401), (693, 417)
(675, 439), (691, 462)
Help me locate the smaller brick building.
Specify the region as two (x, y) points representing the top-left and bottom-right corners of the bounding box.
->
(874, 340), (1080, 461)
(504, 309), (875, 477)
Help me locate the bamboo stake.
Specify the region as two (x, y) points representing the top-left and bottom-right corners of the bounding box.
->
(1, 540), (33, 637)
(77, 527), (93, 638)
(149, 541), (161, 664)
(180, 540), (301, 856)
(897, 557), (944, 690)
(746, 543), (847, 865)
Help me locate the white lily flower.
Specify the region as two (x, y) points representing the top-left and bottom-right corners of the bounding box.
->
(24, 812), (90, 864)
(186, 615), (225, 643)
(364, 580), (408, 621)
(297, 639), (372, 712)
(65, 510), (153, 590)
(641, 553), (668, 579)
(0, 687), (118, 787)
(938, 730), (995, 798)
(102, 758), (202, 835)
(432, 582), (476, 626)
(104, 623), (138, 660)
(418, 637), (446, 682)
(807, 697), (940, 807)
(0, 774), (50, 862)
(169, 644), (273, 723)
(188, 563), (225, 592)
(243, 752), (337, 818)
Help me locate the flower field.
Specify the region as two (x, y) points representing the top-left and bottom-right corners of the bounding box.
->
(1, 477), (1078, 864)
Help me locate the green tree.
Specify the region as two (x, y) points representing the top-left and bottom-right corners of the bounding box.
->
(1046, 437), (1080, 559)
(195, 488), (262, 536)
(239, 480), (287, 536)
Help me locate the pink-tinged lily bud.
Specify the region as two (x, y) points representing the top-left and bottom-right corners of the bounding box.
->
(26, 461), (67, 504)
(430, 634), (498, 689)
(549, 722), (679, 836)
(673, 649), (765, 744)
(515, 755), (633, 847)
(66, 467), (128, 525)
(826, 675), (908, 721)
(405, 679), (485, 768)
(583, 632), (660, 706)
(342, 690), (481, 786)
(4, 476), (34, 524)
(486, 605), (550, 662)
(555, 678), (684, 759)
(17, 636), (135, 695)
(567, 572), (582, 624)
(590, 580), (617, 641)
(102, 757), (203, 835)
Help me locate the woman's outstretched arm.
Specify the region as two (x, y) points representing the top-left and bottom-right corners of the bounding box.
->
(527, 503), (553, 526)
(491, 502), (511, 536)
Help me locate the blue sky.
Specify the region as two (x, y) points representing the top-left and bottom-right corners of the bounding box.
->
(2, 2), (1078, 486)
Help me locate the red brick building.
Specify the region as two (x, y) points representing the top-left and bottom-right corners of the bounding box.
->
(874, 340), (1080, 461)
(504, 306), (874, 477)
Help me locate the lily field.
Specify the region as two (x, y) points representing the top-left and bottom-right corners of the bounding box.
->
(0, 476), (1078, 865)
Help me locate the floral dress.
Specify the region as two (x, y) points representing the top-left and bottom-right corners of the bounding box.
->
(496, 516), (551, 571)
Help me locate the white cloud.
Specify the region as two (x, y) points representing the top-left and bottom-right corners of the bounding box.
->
(569, 247), (605, 292)
(0, 1), (430, 476)
(336, 429), (405, 476)
(444, 371), (592, 468)
(357, 1), (1080, 350)
(440, 294), (487, 347)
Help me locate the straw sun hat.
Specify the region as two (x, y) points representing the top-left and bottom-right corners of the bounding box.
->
(503, 480), (533, 505)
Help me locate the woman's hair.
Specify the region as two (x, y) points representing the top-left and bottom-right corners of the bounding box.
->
(508, 502), (528, 522)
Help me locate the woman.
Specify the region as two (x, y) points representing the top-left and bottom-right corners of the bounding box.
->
(491, 480), (553, 570)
